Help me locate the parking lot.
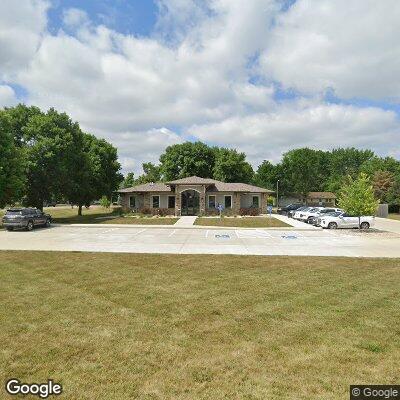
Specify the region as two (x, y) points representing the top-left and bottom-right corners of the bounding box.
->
(0, 225), (399, 257)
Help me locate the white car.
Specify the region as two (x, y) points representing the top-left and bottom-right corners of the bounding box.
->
(293, 207), (324, 222)
(318, 212), (375, 229)
(310, 208), (344, 225)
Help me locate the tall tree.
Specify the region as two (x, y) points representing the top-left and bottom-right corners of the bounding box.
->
(0, 111), (25, 207)
(135, 162), (161, 184)
(21, 108), (84, 210)
(159, 142), (215, 180)
(213, 148), (254, 183)
(121, 172), (136, 189)
(3, 103), (42, 146)
(372, 170), (395, 203)
(338, 173), (379, 228)
(253, 160), (279, 190)
(280, 148), (329, 199)
(325, 148), (375, 192)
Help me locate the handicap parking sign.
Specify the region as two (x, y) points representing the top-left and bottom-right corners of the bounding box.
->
(215, 234), (230, 239)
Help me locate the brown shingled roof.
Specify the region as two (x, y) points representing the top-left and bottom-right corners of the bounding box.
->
(308, 192), (336, 199)
(118, 182), (171, 193)
(117, 176), (274, 194)
(166, 176), (217, 185)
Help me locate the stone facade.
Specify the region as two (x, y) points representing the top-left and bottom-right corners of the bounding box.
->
(118, 177), (273, 216)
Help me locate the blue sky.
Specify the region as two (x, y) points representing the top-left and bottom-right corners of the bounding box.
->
(48, 0), (159, 36)
(0, 0), (399, 174)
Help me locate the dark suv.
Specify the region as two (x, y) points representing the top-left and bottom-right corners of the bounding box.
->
(277, 203), (303, 216)
(2, 208), (52, 231)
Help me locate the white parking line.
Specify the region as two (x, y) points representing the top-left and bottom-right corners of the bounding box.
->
(101, 228), (118, 234)
(132, 228), (147, 236)
(205, 230), (209, 238)
(168, 229), (176, 237)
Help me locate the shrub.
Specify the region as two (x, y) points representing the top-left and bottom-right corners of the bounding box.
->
(239, 208), (260, 216)
(99, 195), (111, 209)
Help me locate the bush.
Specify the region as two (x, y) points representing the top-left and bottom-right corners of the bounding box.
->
(99, 195), (111, 209)
(139, 207), (173, 216)
(239, 208), (260, 216)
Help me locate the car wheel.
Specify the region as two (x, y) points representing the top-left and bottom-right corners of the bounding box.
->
(6, 227), (13, 231)
(46, 219), (51, 227)
(360, 222), (370, 230)
(307, 217), (313, 224)
(26, 220), (34, 231)
(328, 222), (338, 229)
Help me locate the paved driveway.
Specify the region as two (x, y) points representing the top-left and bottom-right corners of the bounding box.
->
(0, 225), (399, 257)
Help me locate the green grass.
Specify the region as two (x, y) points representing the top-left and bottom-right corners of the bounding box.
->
(103, 217), (179, 225)
(388, 213), (400, 221)
(195, 216), (290, 228)
(1, 251), (399, 399)
(41, 206), (178, 225)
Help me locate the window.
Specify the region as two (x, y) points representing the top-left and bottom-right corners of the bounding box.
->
(152, 195), (160, 208)
(129, 196), (136, 208)
(168, 196), (175, 209)
(208, 195), (216, 208)
(224, 195), (232, 209)
(252, 196), (259, 207)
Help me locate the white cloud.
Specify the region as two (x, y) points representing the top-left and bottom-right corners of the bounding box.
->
(189, 102), (400, 166)
(63, 8), (90, 29)
(0, 85), (17, 107)
(0, 0), (49, 81)
(260, 0), (400, 100)
(0, 0), (399, 174)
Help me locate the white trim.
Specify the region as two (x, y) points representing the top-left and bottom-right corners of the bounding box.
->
(224, 195), (232, 209)
(208, 195), (216, 208)
(151, 195), (160, 208)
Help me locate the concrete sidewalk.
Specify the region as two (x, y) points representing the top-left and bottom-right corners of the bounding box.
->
(272, 213), (320, 229)
(173, 216), (198, 226)
(375, 217), (400, 234)
(1, 225), (399, 257)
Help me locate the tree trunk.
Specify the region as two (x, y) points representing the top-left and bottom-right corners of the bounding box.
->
(78, 204), (82, 216)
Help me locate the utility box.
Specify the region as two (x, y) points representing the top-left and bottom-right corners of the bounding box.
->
(376, 204), (389, 218)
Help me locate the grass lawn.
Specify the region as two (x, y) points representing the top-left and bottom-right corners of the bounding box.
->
(195, 216), (290, 228)
(43, 206), (177, 225)
(388, 213), (400, 221)
(1, 252), (399, 399)
(103, 216), (179, 225)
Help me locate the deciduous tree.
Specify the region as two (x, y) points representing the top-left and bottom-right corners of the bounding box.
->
(338, 173), (379, 228)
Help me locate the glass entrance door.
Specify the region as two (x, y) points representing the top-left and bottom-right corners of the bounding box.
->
(181, 190), (200, 216)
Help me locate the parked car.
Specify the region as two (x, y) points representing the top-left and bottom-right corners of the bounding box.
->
(309, 208), (344, 225)
(287, 205), (308, 218)
(2, 208), (52, 231)
(294, 207), (326, 223)
(277, 203), (303, 216)
(318, 212), (374, 229)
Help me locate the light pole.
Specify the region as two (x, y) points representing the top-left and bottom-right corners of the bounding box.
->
(276, 179), (279, 208)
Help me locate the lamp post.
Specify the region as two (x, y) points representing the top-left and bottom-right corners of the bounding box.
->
(276, 180), (279, 208)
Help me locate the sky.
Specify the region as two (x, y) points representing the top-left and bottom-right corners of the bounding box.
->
(0, 0), (399, 175)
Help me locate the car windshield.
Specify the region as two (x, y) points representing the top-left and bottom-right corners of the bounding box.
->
(6, 210), (22, 215)
(327, 212), (342, 217)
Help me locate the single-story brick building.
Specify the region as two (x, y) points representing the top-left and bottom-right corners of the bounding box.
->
(279, 191), (336, 207)
(118, 176), (274, 216)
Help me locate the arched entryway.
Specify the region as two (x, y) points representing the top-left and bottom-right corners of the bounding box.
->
(181, 190), (200, 216)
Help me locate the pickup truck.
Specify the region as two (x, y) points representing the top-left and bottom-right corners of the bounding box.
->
(2, 208), (52, 231)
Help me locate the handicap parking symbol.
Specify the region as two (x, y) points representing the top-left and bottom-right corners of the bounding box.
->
(215, 234), (230, 239)
(281, 235), (297, 240)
